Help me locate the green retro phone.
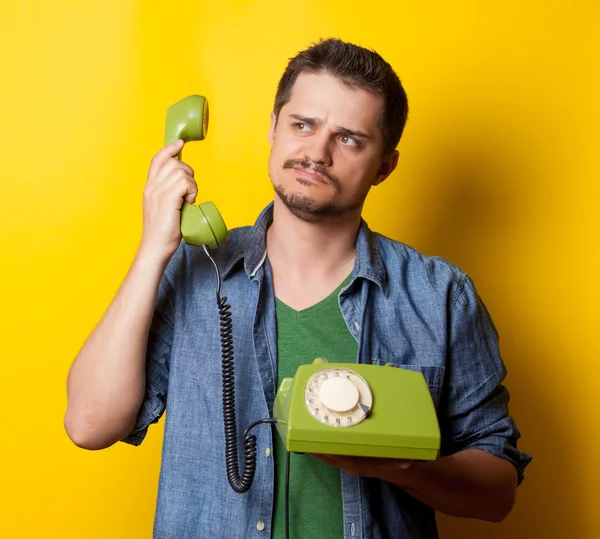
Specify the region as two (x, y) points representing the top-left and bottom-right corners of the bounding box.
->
(273, 360), (441, 460)
(164, 95), (229, 247)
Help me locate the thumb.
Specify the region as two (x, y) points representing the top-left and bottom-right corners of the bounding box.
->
(171, 138), (184, 154)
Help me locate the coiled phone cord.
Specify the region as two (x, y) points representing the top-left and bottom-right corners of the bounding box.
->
(202, 245), (278, 493)
(203, 245), (290, 539)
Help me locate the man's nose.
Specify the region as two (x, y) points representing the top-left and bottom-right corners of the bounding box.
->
(304, 131), (332, 166)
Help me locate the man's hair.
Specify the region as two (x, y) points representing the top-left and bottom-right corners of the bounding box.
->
(273, 38), (409, 158)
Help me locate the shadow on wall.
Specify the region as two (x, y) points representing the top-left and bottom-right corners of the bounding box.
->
(386, 133), (582, 538)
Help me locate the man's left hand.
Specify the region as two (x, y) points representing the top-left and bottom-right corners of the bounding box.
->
(313, 454), (413, 481)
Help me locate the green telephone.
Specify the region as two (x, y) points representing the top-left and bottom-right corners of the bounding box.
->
(274, 358), (440, 460)
(164, 95), (229, 247)
(164, 96), (441, 497)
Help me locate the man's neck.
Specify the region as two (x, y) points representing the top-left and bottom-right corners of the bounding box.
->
(266, 197), (360, 309)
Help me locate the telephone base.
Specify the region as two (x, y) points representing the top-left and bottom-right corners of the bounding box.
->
(273, 363), (440, 461)
(285, 440), (438, 461)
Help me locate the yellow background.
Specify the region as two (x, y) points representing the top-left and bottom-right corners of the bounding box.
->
(1, 1), (598, 537)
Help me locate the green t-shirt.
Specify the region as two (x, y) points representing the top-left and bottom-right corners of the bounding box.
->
(272, 274), (357, 538)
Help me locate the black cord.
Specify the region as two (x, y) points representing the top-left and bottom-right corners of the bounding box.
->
(285, 451), (291, 539)
(203, 245), (292, 538)
(203, 245), (276, 494)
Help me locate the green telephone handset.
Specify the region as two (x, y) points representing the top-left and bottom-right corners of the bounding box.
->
(164, 95), (229, 247)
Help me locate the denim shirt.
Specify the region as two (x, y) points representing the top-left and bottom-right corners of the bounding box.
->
(123, 202), (532, 539)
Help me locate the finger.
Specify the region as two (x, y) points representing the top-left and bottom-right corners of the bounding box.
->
(148, 139), (184, 181)
(183, 178), (198, 204)
(153, 174), (198, 209)
(158, 168), (195, 194)
(152, 157), (194, 186)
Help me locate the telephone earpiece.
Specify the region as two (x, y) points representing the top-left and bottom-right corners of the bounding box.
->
(164, 95), (229, 247)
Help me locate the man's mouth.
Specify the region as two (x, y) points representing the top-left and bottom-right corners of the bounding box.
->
(294, 167), (329, 185)
(282, 158), (341, 192)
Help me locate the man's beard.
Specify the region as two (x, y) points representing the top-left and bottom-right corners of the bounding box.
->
(272, 158), (368, 223)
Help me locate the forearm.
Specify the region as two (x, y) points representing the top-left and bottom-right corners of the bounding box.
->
(389, 449), (518, 522)
(64, 250), (169, 450)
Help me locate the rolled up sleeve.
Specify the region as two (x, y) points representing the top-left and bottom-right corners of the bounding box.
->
(440, 276), (533, 485)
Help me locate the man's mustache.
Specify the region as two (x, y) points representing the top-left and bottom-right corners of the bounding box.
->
(283, 159), (341, 192)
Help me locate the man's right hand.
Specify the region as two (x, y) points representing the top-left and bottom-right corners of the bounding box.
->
(139, 139), (198, 262)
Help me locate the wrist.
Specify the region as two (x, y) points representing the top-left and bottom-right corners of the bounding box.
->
(133, 243), (173, 277)
(136, 240), (176, 269)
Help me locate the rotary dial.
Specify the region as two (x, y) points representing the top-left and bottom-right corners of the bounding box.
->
(304, 367), (373, 427)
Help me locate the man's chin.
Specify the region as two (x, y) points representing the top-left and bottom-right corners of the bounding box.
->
(273, 189), (324, 220)
(277, 193), (359, 225)
(280, 199), (331, 223)
(273, 180), (365, 223)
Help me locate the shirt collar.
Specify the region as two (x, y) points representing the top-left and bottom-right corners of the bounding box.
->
(222, 201), (387, 290)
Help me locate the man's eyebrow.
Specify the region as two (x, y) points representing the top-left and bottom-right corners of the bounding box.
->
(288, 114), (371, 139)
(289, 113), (320, 126)
(336, 126), (371, 140)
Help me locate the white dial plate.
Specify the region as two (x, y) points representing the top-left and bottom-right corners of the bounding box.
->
(304, 367), (373, 427)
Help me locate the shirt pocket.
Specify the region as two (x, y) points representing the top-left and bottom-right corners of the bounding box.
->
(370, 358), (445, 409)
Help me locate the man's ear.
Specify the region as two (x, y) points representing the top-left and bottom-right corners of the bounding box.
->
(268, 112), (277, 146)
(373, 150), (399, 186)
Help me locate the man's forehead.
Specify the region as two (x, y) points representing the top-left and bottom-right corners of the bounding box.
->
(284, 72), (383, 131)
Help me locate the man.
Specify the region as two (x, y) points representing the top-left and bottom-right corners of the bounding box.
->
(64, 38), (532, 538)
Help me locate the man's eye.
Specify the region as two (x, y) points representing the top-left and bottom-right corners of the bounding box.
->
(340, 134), (360, 147)
(293, 122), (310, 131)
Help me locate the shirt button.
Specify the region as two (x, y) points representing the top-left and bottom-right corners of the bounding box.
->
(257, 521), (265, 532)
(354, 322), (360, 331)
(265, 447), (271, 458)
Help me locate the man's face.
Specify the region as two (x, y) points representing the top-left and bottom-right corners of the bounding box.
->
(268, 72), (398, 223)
